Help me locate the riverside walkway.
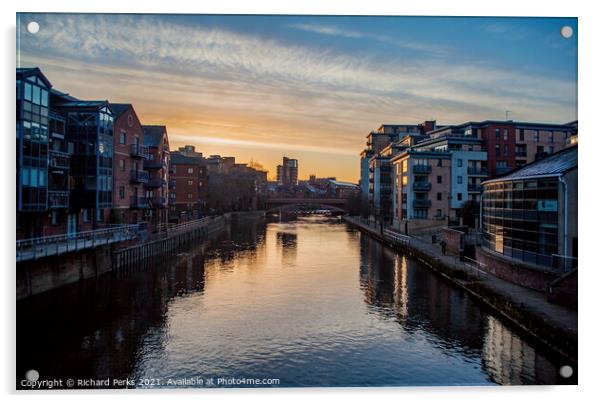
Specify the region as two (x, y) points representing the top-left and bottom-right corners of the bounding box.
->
(344, 216), (577, 362)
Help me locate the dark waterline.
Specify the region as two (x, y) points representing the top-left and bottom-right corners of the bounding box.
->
(17, 215), (570, 388)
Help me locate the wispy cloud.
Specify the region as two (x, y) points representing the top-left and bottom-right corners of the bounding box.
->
(17, 14), (577, 180)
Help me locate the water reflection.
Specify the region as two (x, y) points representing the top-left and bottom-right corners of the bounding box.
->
(17, 216), (570, 388)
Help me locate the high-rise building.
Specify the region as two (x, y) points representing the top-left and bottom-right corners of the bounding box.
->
(276, 156), (298, 187)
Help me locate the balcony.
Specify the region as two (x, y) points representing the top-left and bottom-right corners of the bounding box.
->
(413, 165), (432, 174)
(413, 199), (431, 208)
(130, 144), (149, 159)
(515, 151), (527, 158)
(467, 167), (488, 176)
(130, 170), (150, 184)
(168, 180), (176, 189)
(48, 191), (69, 209)
(413, 182), (432, 191)
(150, 196), (167, 206)
(130, 196), (150, 209)
(145, 177), (167, 188)
(49, 150), (70, 170)
(144, 159), (164, 170)
(468, 184), (483, 193)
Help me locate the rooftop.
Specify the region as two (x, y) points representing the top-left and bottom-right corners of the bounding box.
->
(108, 103), (133, 118)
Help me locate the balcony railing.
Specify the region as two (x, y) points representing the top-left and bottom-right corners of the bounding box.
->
(413, 182), (432, 191)
(413, 165), (432, 174)
(48, 191), (69, 208)
(130, 196), (150, 209)
(495, 167), (513, 175)
(467, 167), (488, 176)
(144, 159), (164, 170)
(130, 144), (150, 159)
(413, 199), (431, 208)
(145, 177), (167, 188)
(468, 184), (483, 193)
(130, 170), (150, 184)
(49, 150), (70, 170)
(150, 196), (167, 206)
(515, 151), (527, 158)
(16, 224), (141, 262)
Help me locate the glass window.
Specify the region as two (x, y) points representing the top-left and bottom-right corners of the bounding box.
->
(24, 83), (32, 101)
(120, 132), (126, 144)
(41, 89), (49, 107)
(21, 167), (30, 186)
(457, 176), (462, 184)
(457, 159), (463, 167)
(32, 85), (41, 105)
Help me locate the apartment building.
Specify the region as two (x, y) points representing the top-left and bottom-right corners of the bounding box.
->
(142, 125), (170, 230)
(276, 156), (299, 187)
(110, 103), (149, 224)
(168, 146), (207, 223)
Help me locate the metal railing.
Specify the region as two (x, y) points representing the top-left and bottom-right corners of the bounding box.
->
(49, 150), (70, 170)
(413, 199), (431, 208)
(467, 167), (488, 176)
(130, 144), (149, 159)
(130, 170), (150, 184)
(413, 165), (432, 174)
(16, 224), (140, 262)
(145, 177), (167, 188)
(413, 182), (432, 191)
(383, 228), (411, 246)
(48, 190), (69, 208)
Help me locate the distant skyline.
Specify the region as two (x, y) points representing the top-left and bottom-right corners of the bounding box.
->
(17, 14), (577, 182)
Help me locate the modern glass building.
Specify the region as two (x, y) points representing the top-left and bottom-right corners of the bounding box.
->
(481, 145), (577, 270)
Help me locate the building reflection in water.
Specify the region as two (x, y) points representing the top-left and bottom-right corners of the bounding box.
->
(357, 233), (561, 385)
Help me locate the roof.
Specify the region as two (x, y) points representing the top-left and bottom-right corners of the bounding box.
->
(142, 125), (167, 147)
(483, 145), (577, 184)
(17, 67), (52, 88)
(328, 179), (359, 188)
(108, 103), (132, 118)
(170, 153), (204, 166)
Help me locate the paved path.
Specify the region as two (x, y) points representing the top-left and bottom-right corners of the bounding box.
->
(345, 217), (577, 350)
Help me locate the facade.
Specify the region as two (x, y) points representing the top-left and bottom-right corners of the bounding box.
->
(448, 120), (577, 177)
(276, 156), (298, 187)
(480, 145), (578, 270)
(142, 125), (170, 231)
(168, 146), (207, 223)
(110, 103), (149, 224)
(53, 94), (115, 232)
(16, 68), (54, 238)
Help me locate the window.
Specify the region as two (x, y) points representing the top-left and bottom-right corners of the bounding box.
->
(437, 176), (442, 184)
(120, 132), (126, 144)
(503, 129), (508, 140)
(495, 144), (500, 157)
(187, 168), (194, 174)
(96, 209), (105, 222)
(504, 144), (508, 156)
(437, 209), (442, 217)
(437, 159), (442, 167)
(120, 159), (126, 172)
(457, 193), (463, 201)
(549, 133), (554, 143)
(495, 128), (500, 140)
(51, 211), (59, 225)
(457, 159), (463, 167)
(534, 131), (540, 142)
(519, 129), (525, 141)
(187, 193), (193, 199)
(83, 209), (91, 223)
(457, 176), (462, 184)
(119, 186), (125, 200)
(187, 180), (194, 186)
(437, 192), (442, 201)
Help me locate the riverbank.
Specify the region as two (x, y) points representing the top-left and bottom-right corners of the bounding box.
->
(343, 216), (578, 364)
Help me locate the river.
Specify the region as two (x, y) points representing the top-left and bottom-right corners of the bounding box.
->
(17, 215), (571, 388)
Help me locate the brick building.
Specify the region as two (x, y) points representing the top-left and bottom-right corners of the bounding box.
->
(109, 103), (149, 224)
(168, 146), (207, 223)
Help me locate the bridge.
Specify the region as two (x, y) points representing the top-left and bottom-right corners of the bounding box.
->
(265, 197), (349, 213)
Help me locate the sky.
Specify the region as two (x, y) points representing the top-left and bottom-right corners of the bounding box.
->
(17, 14), (577, 182)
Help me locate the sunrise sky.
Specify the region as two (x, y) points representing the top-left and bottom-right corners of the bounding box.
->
(17, 14), (577, 182)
